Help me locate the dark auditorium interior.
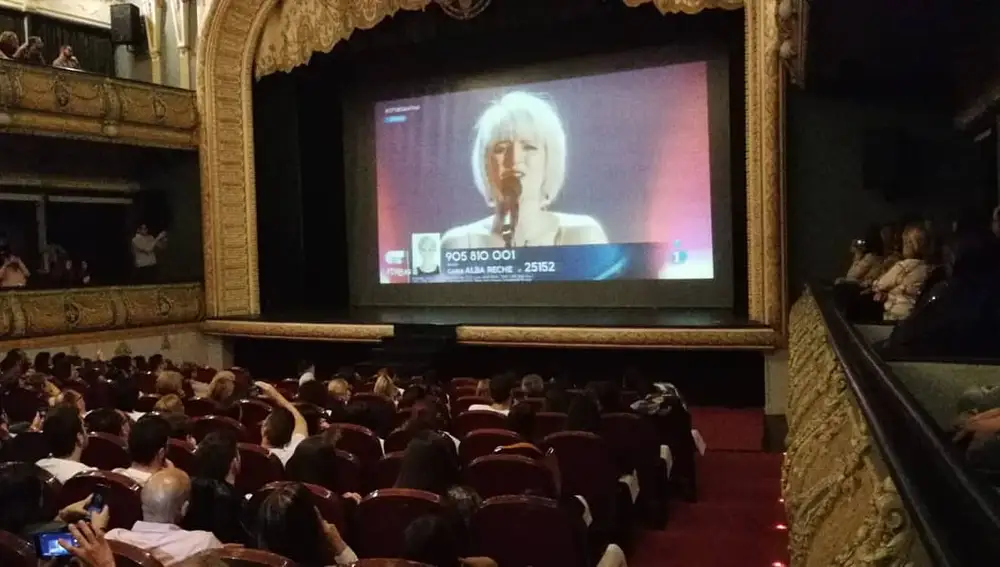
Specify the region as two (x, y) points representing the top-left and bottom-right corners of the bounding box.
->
(1, 0), (1000, 566)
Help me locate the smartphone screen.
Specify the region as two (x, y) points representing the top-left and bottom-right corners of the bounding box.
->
(87, 485), (108, 515)
(34, 530), (77, 559)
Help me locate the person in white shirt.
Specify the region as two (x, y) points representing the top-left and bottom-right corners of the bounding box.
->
(255, 381), (308, 465)
(114, 414), (172, 486)
(297, 359), (316, 386)
(37, 406), (96, 483)
(131, 224), (167, 284)
(467, 372), (515, 416)
(105, 468), (222, 565)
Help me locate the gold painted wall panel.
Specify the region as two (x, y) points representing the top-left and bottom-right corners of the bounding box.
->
(0, 61), (198, 149)
(0, 284), (204, 340)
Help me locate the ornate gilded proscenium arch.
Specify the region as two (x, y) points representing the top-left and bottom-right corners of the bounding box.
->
(197, 0), (786, 347)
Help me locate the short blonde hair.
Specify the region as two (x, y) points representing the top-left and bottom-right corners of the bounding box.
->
(373, 373), (397, 400)
(471, 91), (567, 206)
(327, 378), (351, 400)
(156, 371), (184, 397)
(902, 224), (930, 260)
(207, 371), (236, 404)
(154, 394), (185, 414)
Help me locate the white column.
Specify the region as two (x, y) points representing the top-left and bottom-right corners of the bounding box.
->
(169, 0), (191, 89)
(141, 0), (166, 84)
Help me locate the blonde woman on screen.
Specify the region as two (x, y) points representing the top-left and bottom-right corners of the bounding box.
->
(413, 235), (441, 275)
(441, 91), (608, 249)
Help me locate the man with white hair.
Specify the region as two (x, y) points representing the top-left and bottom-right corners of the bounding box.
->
(105, 468), (222, 565)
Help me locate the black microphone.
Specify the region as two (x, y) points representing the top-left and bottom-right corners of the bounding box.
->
(498, 176), (522, 248)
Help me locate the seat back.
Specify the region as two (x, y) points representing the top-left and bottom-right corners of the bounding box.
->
(383, 427), (413, 454)
(332, 424), (383, 468)
(451, 396), (489, 418)
(470, 495), (587, 567)
(8, 431), (49, 463)
(2, 389), (44, 423)
(185, 397), (220, 418)
(372, 451), (404, 490)
(465, 454), (556, 499)
(542, 432), (619, 529)
(0, 463), (62, 520)
(459, 429), (521, 465)
(451, 410), (507, 438)
(601, 412), (658, 474)
(392, 409), (410, 431)
(213, 548), (297, 566)
(191, 416), (249, 443)
(134, 395), (160, 413)
(59, 471), (142, 530)
(452, 385), (477, 399)
(516, 397), (545, 412)
(81, 432), (131, 470)
(0, 530), (35, 567)
(534, 412), (567, 439)
(331, 449), (362, 495)
(355, 489), (442, 558)
(249, 481), (347, 535)
(108, 539), (166, 567)
(135, 372), (158, 395)
(166, 439), (196, 475)
(235, 444), (284, 495)
(236, 399), (272, 426)
(353, 561), (433, 567)
(276, 379), (299, 400)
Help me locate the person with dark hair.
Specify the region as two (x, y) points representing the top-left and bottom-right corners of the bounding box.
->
(400, 384), (428, 409)
(0, 462), (110, 539)
(566, 396), (601, 434)
(148, 354), (165, 374)
(161, 412), (196, 447)
(284, 434), (363, 503)
(395, 431), (463, 497)
(469, 372), (515, 415)
(0, 30), (18, 59)
(37, 406), (95, 483)
(12, 36), (45, 65)
(297, 359), (316, 386)
(256, 381), (308, 464)
(506, 402), (537, 443)
(251, 482), (357, 565)
(115, 414), (172, 485)
(401, 515), (463, 567)
(33, 352), (51, 374)
(293, 402), (328, 436)
(297, 379), (329, 408)
(85, 408), (128, 437)
(543, 382), (571, 413)
(184, 431), (245, 544)
(521, 373), (545, 397)
(110, 374), (144, 421)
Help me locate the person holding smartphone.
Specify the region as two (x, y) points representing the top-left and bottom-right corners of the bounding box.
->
(254, 381), (308, 464)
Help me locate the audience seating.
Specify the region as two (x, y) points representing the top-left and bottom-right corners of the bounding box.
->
(332, 424), (384, 470)
(351, 393), (397, 420)
(372, 451), (404, 490)
(2, 388), (44, 423)
(355, 489), (442, 558)
(108, 539), (165, 567)
(535, 412), (568, 440)
(134, 395), (160, 413)
(59, 471), (142, 530)
(166, 439), (195, 474)
(452, 385), (478, 399)
(542, 431), (622, 539)
(275, 379), (299, 400)
(519, 397), (545, 411)
(213, 547), (298, 566)
(8, 431), (49, 463)
(459, 428), (521, 465)
(392, 409), (410, 430)
(250, 481), (348, 535)
(85, 379), (113, 410)
(383, 427), (414, 454)
(466, 454), (556, 499)
(235, 444), (284, 495)
(331, 449), (363, 494)
(1, 463), (62, 520)
(452, 410), (507, 438)
(0, 530), (36, 567)
(469, 495), (588, 567)
(451, 396), (489, 417)
(184, 397), (219, 418)
(495, 443), (544, 459)
(82, 432), (131, 470)
(191, 416), (249, 443)
(136, 372), (157, 394)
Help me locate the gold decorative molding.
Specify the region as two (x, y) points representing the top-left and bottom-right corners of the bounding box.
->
(784, 291), (925, 567)
(201, 320), (393, 343)
(0, 283), (204, 341)
(0, 323), (202, 351)
(777, 0), (807, 87)
(0, 60), (199, 150)
(198, 0), (786, 348)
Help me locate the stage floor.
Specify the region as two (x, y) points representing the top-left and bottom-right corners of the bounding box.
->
(202, 306), (778, 350)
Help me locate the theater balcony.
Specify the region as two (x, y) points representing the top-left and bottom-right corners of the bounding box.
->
(786, 285), (1000, 566)
(0, 59), (197, 149)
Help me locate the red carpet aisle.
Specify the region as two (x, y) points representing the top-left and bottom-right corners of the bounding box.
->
(631, 408), (788, 566)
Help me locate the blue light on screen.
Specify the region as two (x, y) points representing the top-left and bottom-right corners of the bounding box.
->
(384, 115), (407, 124)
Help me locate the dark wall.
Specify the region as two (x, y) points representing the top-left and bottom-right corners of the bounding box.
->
(137, 153), (204, 282)
(786, 89), (994, 296)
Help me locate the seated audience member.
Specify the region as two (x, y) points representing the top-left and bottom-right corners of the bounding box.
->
(327, 378), (351, 405)
(587, 381), (625, 413)
(405, 400), (460, 449)
(106, 468), (223, 565)
(155, 394), (186, 415)
(402, 514), (497, 567)
(184, 431), (245, 544)
(55, 389), (87, 416)
(297, 359), (316, 386)
(400, 384), (428, 409)
(297, 379), (329, 409)
(37, 406), (96, 483)
(157, 371), (186, 398)
(52, 44), (80, 69)
(0, 462), (110, 539)
(543, 382), (572, 413)
(293, 402), (328, 436)
(0, 246), (30, 288)
(870, 223), (932, 321)
(395, 431), (463, 497)
(13, 36), (45, 65)
(256, 381), (308, 464)
(469, 372), (515, 415)
(373, 369), (400, 403)
(85, 408), (128, 437)
(839, 224), (885, 284)
(163, 412), (196, 447)
(206, 371), (237, 409)
(504, 403), (540, 446)
(250, 482), (357, 565)
(342, 401), (388, 441)
(0, 30), (18, 58)
(149, 354), (166, 374)
(33, 352), (52, 374)
(474, 379), (490, 399)
(285, 434), (362, 502)
(521, 373), (545, 397)
(566, 396), (602, 434)
(881, 227), (1000, 358)
(115, 414), (172, 485)
(110, 373), (145, 422)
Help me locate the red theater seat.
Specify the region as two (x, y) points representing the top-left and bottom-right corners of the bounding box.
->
(332, 424), (384, 469)
(134, 395), (160, 413)
(81, 432), (131, 470)
(451, 396), (489, 417)
(355, 489), (442, 558)
(459, 429), (521, 465)
(331, 449), (362, 495)
(108, 539), (165, 567)
(166, 439), (195, 475)
(59, 471), (142, 530)
(250, 481), (348, 535)
(191, 416), (249, 443)
(184, 397), (219, 418)
(235, 444), (284, 495)
(0, 530), (35, 567)
(542, 431), (620, 535)
(8, 431), (49, 463)
(212, 547), (296, 566)
(452, 410), (507, 438)
(372, 451), (404, 490)
(470, 495), (588, 567)
(466, 454), (556, 499)
(2, 388), (44, 423)
(534, 412), (567, 439)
